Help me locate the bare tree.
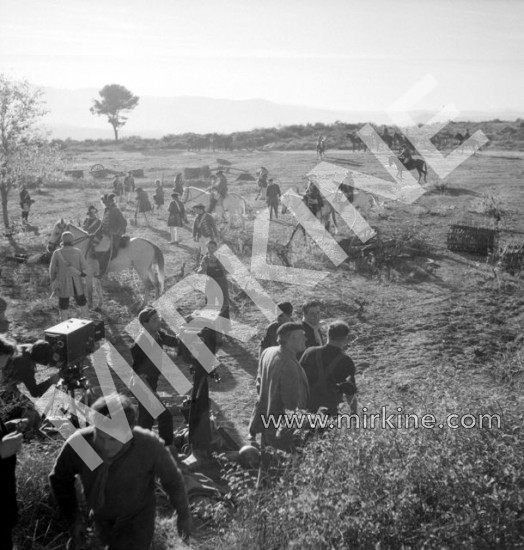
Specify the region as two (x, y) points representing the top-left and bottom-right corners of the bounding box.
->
(90, 84), (139, 141)
(0, 74), (49, 228)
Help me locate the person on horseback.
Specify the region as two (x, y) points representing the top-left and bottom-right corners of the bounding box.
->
(399, 144), (412, 163)
(207, 170), (228, 214)
(91, 193), (127, 277)
(304, 179), (324, 217)
(82, 205), (102, 234)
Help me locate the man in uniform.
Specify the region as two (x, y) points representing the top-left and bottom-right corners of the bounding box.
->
(207, 170), (228, 214)
(91, 193), (127, 277)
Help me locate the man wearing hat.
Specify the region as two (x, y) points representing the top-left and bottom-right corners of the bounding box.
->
(248, 322), (309, 452)
(82, 205), (102, 234)
(207, 170), (228, 214)
(167, 191), (188, 244)
(49, 231), (90, 321)
(266, 178), (281, 220)
(131, 307), (180, 447)
(192, 203), (218, 259)
(91, 193), (127, 277)
(260, 302), (293, 355)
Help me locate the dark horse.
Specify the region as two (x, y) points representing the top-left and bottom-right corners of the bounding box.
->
(346, 133), (366, 152)
(388, 155), (427, 183)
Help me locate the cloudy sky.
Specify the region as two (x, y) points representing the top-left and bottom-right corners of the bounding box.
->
(1, 0), (522, 113)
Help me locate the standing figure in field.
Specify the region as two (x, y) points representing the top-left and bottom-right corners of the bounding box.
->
(153, 180), (165, 211)
(92, 193), (127, 278)
(135, 187), (152, 225)
(259, 301), (294, 355)
(266, 178), (281, 220)
(19, 184), (34, 224)
(112, 174), (124, 205)
(207, 170), (228, 214)
(382, 127), (393, 149)
(248, 322), (309, 452)
(131, 307), (180, 447)
(123, 171), (135, 203)
(192, 204), (218, 260)
(197, 240), (230, 320)
(49, 231), (90, 321)
(256, 166), (269, 200)
(82, 205), (102, 234)
(167, 192), (187, 245)
(173, 173), (185, 196)
(316, 135), (326, 160)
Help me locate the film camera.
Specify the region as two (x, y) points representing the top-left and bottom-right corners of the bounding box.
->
(44, 318), (105, 392)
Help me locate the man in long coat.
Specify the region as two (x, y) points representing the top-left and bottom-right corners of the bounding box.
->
(249, 322), (309, 452)
(167, 192), (187, 244)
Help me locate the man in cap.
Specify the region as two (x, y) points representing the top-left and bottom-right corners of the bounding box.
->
(248, 322), (309, 452)
(207, 170), (228, 214)
(260, 302), (293, 355)
(49, 393), (192, 550)
(130, 307), (180, 447)
(192, 204), (218, 260)
(91, 193), (127, 277)
(299, 320), (357, 416)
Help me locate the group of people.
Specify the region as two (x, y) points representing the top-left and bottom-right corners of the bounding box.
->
(1, 283), (359, 548)
(0, 303), (206, 549)
(250, 300), (358, 452)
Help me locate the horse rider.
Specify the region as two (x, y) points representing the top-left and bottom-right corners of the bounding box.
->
(399, 144), (412, 163)
(82, 205), (102, 234)
(207, 170), (228, 214)
(91, 193), (127, 277)
(304, 179), (324, 217)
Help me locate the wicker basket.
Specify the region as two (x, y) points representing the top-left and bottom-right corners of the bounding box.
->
(446, 224), (497, 255)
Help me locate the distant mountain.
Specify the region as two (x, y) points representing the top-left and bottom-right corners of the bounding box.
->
(38, 86), (524, 140)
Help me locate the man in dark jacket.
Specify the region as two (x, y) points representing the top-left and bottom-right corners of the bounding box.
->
(131, 307), (179, 446)
(260, 302), (293, 355)
(266, 178), (281, 220)
(192, 204), (218, 259)
(301, 300), (324, 351)
(299, 320), (357, 415)
(49, 394), (191, 550)
(207, 170), (228, 213)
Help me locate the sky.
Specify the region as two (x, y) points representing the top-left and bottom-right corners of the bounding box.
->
(1, 0), (523, 115)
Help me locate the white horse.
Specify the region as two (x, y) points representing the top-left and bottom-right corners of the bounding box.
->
(47, 219), (164, 307)
(181, 186), (248, 229)
(280, 187), (377, 234)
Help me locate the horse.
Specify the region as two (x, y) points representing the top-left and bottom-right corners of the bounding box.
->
(47, 219), (164, 307)
(346, 133), (365, 152)
(316, 137), (326, 160)
(388, 155), (427, 183)
(454, 131), (479, 154)
(181, 186), (247, 229)
(280, 186), (377, 234)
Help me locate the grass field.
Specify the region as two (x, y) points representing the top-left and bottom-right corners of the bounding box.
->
(1, 145), (524, 548)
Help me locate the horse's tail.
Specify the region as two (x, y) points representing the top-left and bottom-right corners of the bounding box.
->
(151, 242), (165, 295)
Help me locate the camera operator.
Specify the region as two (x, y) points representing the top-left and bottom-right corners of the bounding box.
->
(131, 307), (179, 447)
(0, 336), (59, 430)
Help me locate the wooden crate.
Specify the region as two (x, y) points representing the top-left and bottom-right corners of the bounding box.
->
(446, 224), (497, 255)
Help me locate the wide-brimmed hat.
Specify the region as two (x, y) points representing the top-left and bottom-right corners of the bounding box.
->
(193, 203), (205, 210)
(171, 192), (179, 198)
